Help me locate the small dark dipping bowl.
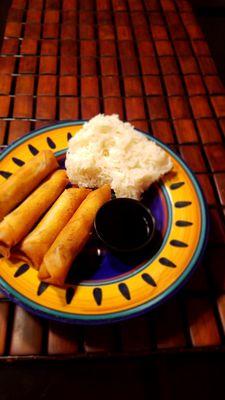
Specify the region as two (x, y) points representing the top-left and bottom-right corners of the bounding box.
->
(94, 198), (156, 253)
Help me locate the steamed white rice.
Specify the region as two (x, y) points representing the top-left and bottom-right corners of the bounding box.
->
(65, 114), (173, 199)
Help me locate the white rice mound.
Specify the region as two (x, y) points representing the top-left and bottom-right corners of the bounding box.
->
(65, 114), (173, 199)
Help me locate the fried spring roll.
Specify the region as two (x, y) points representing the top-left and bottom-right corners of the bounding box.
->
(0, 150), (58, 221)
(0, 170), (68, 258)
(12, 188), (90, 269)
(38, 184), (111, 286)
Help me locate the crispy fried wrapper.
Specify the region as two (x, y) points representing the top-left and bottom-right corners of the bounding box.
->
(0, 150), (58, 221)
(12, 188), (90, 269)
(38, 184), (111, 286)
(0, 170), (68, 258)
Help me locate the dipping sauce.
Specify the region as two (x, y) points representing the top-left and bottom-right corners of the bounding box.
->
(94, 198), (155, 253)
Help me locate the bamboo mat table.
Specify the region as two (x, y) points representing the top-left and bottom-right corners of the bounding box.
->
(0, 0), (225, 360)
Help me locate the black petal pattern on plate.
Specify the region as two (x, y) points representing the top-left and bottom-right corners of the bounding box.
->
(12, 157), (25, 167)
(28, 144), (39, 156)
(175, 201), (192, 208)
(37, 282), (49, 296)
(14, 263), (30, 277)
(159, 257), (176, 268)
(93, 288), (102, 306)
(0, 170), (12, 179)
(46, 137), (56, 149)
(118, 283), (131, 300)
(170, 240), (188, 248)
(67, 132), (72, 141)
(142, 273), (157, 287)
(170, 182), (185, 190)
(176, 220), (193, 227)
(66, 287), (75, 304)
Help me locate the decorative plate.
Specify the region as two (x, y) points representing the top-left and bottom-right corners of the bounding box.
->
(0, 121), (208, 324)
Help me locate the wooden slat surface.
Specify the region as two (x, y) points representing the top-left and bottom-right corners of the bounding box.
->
(120, 315), (152, 353)
(9, 307), (43, 355)
(155, 299), (187, 349)
(0, 302), (9, 355)
(84, 326), (116, 354)
(187, 297), (221, 347)
(48, 322), (80, 355)
(0, 0), (225, 357)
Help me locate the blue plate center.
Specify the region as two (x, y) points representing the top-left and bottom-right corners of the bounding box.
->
(66, 182), (168, 285)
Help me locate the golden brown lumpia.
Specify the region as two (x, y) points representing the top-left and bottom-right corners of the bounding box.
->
(38, 184), (111, 286)
(12, 188), (90, 269)
(0, 150), (58, 221)
(0, 170), (68, 258)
